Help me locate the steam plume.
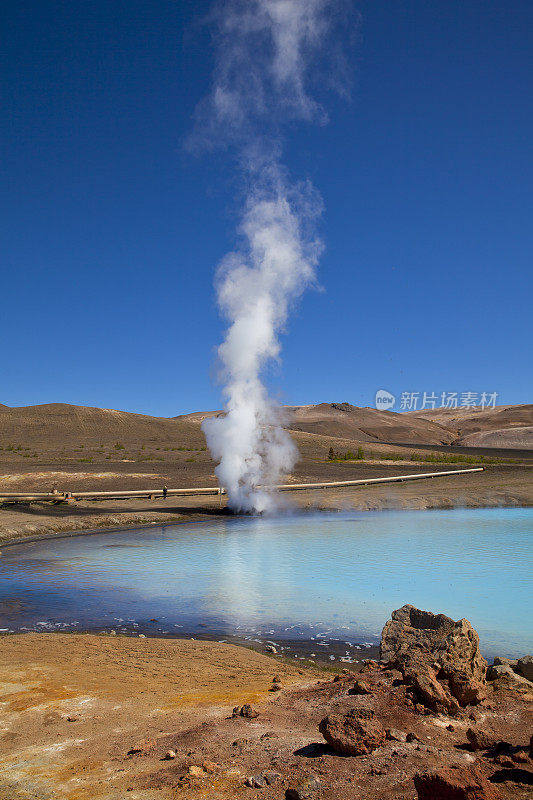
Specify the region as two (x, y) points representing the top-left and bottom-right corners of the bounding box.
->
(194, 0), (350, 512)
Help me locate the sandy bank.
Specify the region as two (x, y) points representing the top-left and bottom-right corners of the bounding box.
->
(0, 633), (317, 799)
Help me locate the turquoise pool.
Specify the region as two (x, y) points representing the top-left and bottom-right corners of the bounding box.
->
(0, 507), (531, 659)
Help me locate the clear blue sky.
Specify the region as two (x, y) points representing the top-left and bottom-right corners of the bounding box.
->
(2, 0), (531, 416)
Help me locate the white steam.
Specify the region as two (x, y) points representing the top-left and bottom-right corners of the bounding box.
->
(203, 175), (322, 512)
(194, 0), (350, 512)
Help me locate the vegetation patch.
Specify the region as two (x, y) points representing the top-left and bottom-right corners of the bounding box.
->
(327, 448), (520, 465)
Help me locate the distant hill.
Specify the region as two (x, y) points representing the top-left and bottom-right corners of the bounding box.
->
(407, 404), (533, 448)
(176, 401), (533, 450)
(1, 401), (531, 452)
(284, 402), (455, 445)
(0, 403), (205, 449)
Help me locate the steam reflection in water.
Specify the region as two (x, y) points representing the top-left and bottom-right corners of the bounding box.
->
(0, 508), (531, 658)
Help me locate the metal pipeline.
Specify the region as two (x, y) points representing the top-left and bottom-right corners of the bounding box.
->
(0, 467), (483, 503)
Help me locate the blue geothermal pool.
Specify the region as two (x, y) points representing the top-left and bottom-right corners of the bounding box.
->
(0, 508), (531, 659)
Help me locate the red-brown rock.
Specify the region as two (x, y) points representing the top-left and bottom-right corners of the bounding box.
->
(233, 704), (259, 719)
(466, 727), (497, 751)
(360, 659), (379, 673)
(414, 766), (501, 799)
(350, 679), (371, 695)
(381, 605), (487, 710)
(319, 708), (385, 755)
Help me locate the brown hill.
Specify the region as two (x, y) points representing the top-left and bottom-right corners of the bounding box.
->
(284, 402), (455, 445)
(1, 401), (531, 455)
(175, 402), (452, 444)
(176, 401), (533, 449)
(407, 404), (533, 448)
(0, 403), (205, 450)
(457, 426), (533, 448)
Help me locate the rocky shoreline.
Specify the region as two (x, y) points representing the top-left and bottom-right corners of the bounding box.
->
(0, 604), (531, 799)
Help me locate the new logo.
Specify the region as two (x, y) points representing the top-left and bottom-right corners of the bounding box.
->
(375, 389), (396, 411)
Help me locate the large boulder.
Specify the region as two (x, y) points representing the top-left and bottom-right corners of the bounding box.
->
(516, 655), (533, 682)
(319, 708), (386, 755)
(486, 663), (533, 695)
(381, 605), (487, 711)
(414, 766), (501, 799)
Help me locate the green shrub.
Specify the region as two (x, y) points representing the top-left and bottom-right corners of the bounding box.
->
(327, 446), (365, 461)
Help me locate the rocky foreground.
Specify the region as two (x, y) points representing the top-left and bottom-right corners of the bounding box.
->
(0, 606), (531, 799)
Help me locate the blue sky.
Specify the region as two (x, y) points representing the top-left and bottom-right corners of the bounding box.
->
(2, 0), (531, 416)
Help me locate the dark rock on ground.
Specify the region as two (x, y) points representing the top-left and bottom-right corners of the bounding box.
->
(386, 727), (408, 742)
(516, 655), (533, 681)
(319, 708), (386, 755)
(414, 765), (501, 799)
(262, 770), (282, 785)
(245, 770), (282, 787)
(486, 663), (533, 693)
(381, 604), (487, 711)
(233, 704), (259, 719)
(350, 679), (371, 695)
(246, 774), (267, 788)
(286, 775), (322, 799)
(493, 657), (518, 668)
(486, 665), (509, 680)
(466, 727), (497, 751)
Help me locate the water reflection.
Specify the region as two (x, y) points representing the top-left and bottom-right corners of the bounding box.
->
(0, 508), (531, 658)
